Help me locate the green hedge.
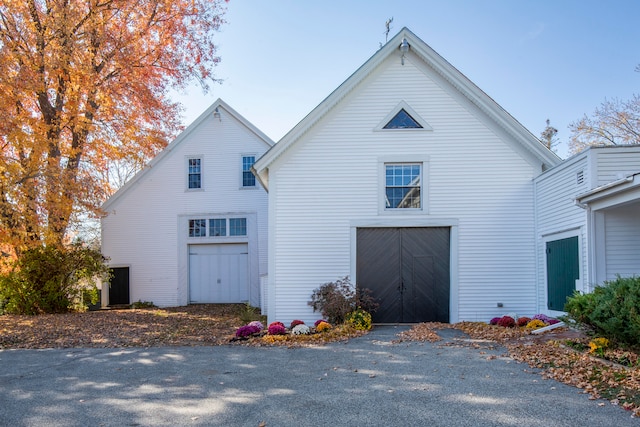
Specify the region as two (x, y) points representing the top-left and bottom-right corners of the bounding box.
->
(0, 244), (109, 314)
(565, 275), (640, 346)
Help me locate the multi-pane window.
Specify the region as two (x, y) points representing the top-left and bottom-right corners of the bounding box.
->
(229, 218), (247, 236)
(385, 164), (421, 209)
(242, 156), (256, 187)
(189, 217), (247, 237)
(209, 219), (226, 237)
(188, 158), (202, 189)
(188, 219), (207, 237)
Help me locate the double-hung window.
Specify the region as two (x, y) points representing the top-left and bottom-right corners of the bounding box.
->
(385, 164), (422, 209)
(188, 158), (202, 189)
(242, 156), (256, 187)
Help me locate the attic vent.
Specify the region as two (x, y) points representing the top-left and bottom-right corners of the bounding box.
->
(576, 170), (584, 185)
(383, 109), (423, 129)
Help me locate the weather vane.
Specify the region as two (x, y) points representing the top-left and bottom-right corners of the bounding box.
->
(384, 17), (393, 43)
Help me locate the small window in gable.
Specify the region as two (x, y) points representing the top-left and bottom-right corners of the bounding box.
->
(383, 109), (423, 129)
(375, 101), (432, 131)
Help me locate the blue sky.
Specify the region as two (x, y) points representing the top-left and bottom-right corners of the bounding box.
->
(174, 0), (640, 159)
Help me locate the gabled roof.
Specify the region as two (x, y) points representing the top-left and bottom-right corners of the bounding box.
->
(253, 27), (561, 189)
(103, 98), (274, 210)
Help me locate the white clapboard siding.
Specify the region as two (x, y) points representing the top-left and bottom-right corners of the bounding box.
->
(102, 101), (271, 307)
(533, 153), (590, 311)
(267, 52), (547, 324)
(604, 204), (640, 280)
(594, 146), (640, 185)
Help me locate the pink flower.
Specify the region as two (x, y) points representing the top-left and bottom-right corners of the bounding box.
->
(267, 323), (287, 335)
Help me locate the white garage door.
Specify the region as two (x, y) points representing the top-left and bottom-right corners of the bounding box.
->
(189, 243), (249, 303)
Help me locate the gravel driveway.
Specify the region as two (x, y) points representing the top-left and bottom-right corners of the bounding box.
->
(0, 326), (636, 426)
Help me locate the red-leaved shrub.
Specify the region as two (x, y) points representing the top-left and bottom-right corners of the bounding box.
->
(497, 316), (516, 328)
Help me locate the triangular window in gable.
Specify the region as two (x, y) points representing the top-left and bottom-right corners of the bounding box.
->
(375, 101), (432, 131)
(384, 109), (422, 129)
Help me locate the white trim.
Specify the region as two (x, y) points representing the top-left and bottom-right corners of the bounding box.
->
(103, 264), (131, 308)
(240, 153), (259, 190)
(185, 155), (204, 191)
(541, 228), (583, 314)
(253, 27), (560, 188)
(576, 172), (640, 211)
(373, 100), (433, 131)
(378, 155), (430, 215)
(178, 212), (260, 307)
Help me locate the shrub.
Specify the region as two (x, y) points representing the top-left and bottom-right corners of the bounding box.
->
(248, 321), (264, 331)
(131, 300), (155, 309)
(267, 322), (287, 335)
(345, 309), (372, 330)
(238, 302), (263, 324)
(589, 337), (609, 356)
(496, 316), (516, 328)
(0, 244), (109, 314)
(308, 276), (378, 324)
(489, 317), (501, 325)
(526, 319), (546, 330)
(290, 319), (305, 329)
(565, 276), (640, 346)
(517, 317), (531, 327)
(316, 321), (332, 332)
(533, 313), (551, 323)
(314, 319), (328, 327)
(292, 324), (311, 335)
(235, 324), (261, 338)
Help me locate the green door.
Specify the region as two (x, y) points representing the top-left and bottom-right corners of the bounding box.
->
(546, 236), (579, 311)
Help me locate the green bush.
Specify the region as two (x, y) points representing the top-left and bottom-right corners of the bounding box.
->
(345, 308), (372, 330)
(130, 300), (156, 309)
(565, 276), (640, 346)
(0, 244), (110, 314)
(308, 276), (378, 324)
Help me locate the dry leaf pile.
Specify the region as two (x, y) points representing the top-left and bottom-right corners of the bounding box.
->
(0, 304), (240, 349)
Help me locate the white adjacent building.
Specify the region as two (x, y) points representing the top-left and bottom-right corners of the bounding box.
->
(101, 99), (273, 308)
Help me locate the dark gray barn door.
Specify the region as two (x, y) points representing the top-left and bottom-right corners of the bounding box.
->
(546, 236), (579, 311)
(356, 227), (450, 323)
(108, 267), (130, 306)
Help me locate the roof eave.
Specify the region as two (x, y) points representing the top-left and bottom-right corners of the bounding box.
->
(253, 27), (561, 176)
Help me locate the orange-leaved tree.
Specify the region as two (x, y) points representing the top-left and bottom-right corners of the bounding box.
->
(0, 0), (227, 257)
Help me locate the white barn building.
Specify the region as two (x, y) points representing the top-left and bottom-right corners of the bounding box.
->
(253, 28), (561, 324)
(101, 99), (273, 308)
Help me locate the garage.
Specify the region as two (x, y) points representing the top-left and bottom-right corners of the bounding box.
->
(189, 243), (249, 303)
(356, 227), (450, 323)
